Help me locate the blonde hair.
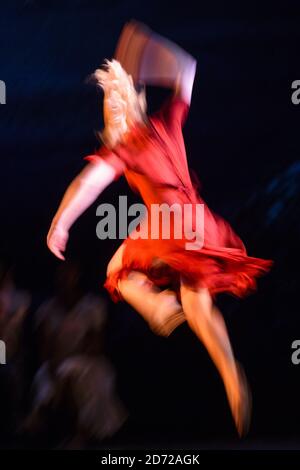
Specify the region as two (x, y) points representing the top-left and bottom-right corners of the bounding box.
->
(93, 59), (147, 148)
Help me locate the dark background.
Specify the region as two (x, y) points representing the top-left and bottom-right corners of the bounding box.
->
(0, 0), (300, 448)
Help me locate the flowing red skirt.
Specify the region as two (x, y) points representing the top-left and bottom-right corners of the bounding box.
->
(104, 196), (273, 303)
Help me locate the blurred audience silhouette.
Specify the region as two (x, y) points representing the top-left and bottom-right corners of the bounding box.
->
(0, 260), (126, 448)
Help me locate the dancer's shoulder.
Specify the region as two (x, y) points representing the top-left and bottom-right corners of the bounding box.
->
(84, 146), (126, 181)
(155, 93), (189, 131)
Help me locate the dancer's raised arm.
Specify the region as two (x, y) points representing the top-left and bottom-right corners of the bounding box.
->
(174, 56), (197, 105)
(47, 159), (118, 260)
(115, 19), (197, 104)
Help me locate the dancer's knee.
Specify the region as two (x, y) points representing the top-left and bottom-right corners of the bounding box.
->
(107, 258), (121, 277)
(124, 271), (155, 290)
(117, 272), (154, 300)
(106, 245), (125, 277)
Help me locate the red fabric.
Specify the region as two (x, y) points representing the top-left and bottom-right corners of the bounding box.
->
(87, 94), (273, 302)
(84, 147), (126, 181)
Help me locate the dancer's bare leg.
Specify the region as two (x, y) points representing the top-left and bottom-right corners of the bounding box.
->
(180, 280), (251, 436)
(107, 244), (186, 336)
(117, 271), (186, 336)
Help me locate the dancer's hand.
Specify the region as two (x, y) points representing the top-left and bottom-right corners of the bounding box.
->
(47, 222), (69, 260)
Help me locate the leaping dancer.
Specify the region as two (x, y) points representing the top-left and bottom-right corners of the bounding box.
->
(47, 21), (272, 436)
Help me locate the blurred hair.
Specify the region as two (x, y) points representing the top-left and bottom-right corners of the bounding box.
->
(92, 59), (147, 148)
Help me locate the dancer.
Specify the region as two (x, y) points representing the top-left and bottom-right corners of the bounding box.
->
(47, 21), (272, 436)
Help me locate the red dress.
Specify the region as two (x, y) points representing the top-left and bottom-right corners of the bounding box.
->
(86, 95), (273, 302)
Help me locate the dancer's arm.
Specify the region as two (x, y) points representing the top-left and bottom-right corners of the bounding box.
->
(47, 159), (118, 260)
(159, 57), (196, 132)
(174, 56), (197, 105)
(115, 20), (197, 105)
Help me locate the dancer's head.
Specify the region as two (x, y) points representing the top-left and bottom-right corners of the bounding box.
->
(93, 59), (147, 148)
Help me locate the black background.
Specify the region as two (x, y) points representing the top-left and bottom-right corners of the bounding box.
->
(0, 0), (300, 449)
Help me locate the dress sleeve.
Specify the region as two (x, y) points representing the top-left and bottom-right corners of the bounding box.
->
(158, 93), (190, 132)
(84, 146), (126, 181)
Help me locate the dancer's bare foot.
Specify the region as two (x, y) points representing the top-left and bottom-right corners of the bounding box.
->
(225, 362), (252, 437)
(150, 289), (186, 336)
(117, 276), (186, 337)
